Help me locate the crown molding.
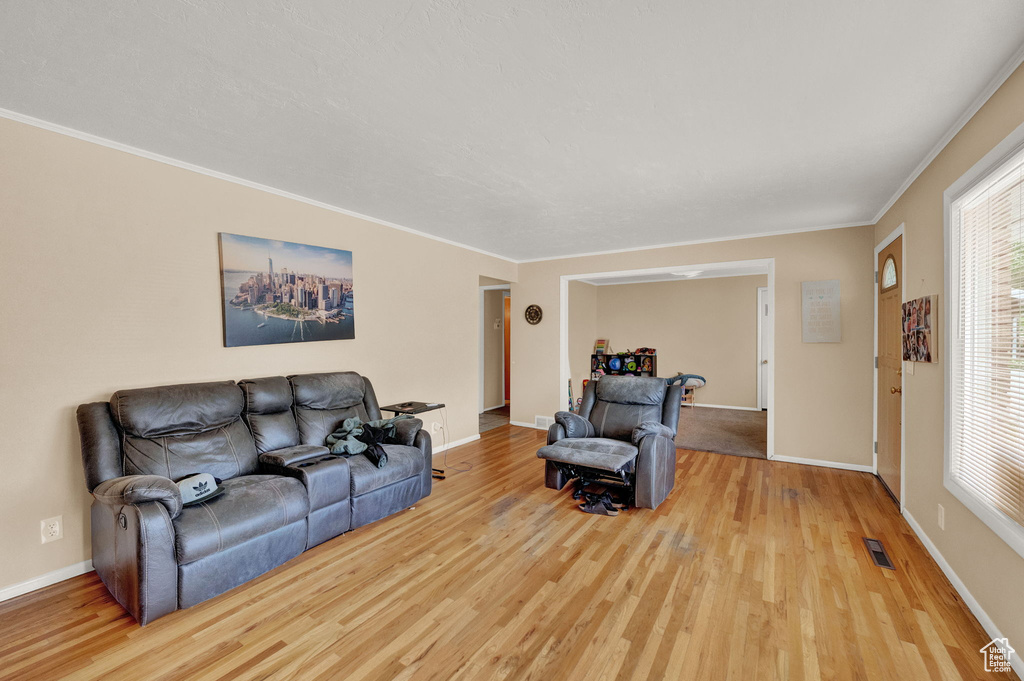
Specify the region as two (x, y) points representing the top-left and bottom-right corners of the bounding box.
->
(0, 107), (517, 264)
(870, 40), (1024, 224)
(515, 220), (872, 264)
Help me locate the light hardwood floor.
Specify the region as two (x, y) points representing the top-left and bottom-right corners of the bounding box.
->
(0, 426), (1016, 681)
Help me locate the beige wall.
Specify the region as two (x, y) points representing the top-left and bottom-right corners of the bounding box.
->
(512, 226), (876, 465)
(567, 281), (598, 401)
(481, 289), (506, 410)
(873, 64), (1024, 652)
(589, 275), (767, 409)
(0, 117), (515, 591)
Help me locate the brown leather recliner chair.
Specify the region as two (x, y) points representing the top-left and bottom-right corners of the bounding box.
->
(537, 376), (682, 509)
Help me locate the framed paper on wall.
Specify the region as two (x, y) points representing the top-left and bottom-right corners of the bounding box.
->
(219, 233), (355, 347)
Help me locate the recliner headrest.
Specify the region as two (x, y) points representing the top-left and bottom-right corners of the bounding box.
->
(238, 376), (293, 414)
(595, 376), (667, 406)
(289, 371), (366, 410)
(111, 381), (244, 438)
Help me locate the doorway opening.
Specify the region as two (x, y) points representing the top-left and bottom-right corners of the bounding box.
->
(480, 282), (511, 433)
(560, 259), (775, 459)
(874, 225), (905, 508)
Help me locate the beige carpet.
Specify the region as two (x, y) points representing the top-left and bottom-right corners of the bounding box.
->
(675, 407), (767, 459)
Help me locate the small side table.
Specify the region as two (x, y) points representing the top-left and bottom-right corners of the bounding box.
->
(380, 402), (446, 480)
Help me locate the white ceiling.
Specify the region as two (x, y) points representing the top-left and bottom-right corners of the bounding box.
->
(2, 2), (1023, 262)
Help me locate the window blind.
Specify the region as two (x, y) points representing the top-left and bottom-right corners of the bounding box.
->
(950, 144), (1024, 530)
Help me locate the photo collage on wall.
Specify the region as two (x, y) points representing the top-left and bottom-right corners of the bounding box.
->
(902, 295), (937, 363)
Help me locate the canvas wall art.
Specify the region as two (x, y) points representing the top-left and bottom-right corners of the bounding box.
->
(902, 295), (937, 362)
(219, 233), (354, 347)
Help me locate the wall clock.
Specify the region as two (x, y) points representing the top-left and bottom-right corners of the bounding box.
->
(524, 304), (543, 325)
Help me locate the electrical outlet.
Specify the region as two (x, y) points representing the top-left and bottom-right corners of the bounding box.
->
(937, 504), (945, 530)
(431, 422), (442, 434)
(41, 515), (63, 544)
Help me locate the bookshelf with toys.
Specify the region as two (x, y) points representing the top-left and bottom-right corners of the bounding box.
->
(591, 343), (658, 379)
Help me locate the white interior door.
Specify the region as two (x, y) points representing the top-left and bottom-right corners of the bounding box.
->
(757, 286), (771, 410)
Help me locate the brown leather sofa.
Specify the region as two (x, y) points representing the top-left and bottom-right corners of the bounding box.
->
(77, 371), (431, 625)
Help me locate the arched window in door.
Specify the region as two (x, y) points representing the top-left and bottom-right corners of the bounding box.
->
(881, 255), (898, 291)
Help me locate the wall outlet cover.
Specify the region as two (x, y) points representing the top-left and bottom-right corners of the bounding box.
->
(41, 515), (63, 544)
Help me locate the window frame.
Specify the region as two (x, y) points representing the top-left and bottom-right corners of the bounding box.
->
(943, 119), (1024, 561)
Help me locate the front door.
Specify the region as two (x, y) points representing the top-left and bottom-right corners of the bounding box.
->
(877, 236), (902, 503)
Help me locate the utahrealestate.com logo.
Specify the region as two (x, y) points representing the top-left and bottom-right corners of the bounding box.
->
(980, 638), (1015, 674)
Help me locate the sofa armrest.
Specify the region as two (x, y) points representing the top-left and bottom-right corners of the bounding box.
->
(547, 422), (566, 445)
(92, 475), (182, 520)
(555, 411), (595, 439)
(634, 434), (677, 509)
(632, 421), (676, 445)
(258, 444), (329, 468)
(392, 418), (423, 446)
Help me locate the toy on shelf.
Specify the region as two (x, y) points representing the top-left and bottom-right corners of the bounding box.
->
(590, 349), (657, 379)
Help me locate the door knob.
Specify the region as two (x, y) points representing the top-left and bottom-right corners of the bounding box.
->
(891, 386), (902, 394)
(762, 360), (769, 365)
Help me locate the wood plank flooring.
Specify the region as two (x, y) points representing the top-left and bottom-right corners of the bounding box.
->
(0, 426), (1015, 680)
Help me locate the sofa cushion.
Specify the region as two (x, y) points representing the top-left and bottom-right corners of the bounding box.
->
(595, 376), (667, 405)
(290, 372), (375, 445)
(290, 372), (367, 411)
(112, 381), (258, 480)
(239, 376), (300, 453)
(588, 401), (663, 442)
(172, 475), (309, 565)
(112, 381), (244, 438)
(349, 445), (425, 496)
(537, 438), (639, 473)
(121, 419), (258, 482)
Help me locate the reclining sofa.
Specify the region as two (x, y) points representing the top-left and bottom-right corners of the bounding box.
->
(537, 376), (681, 509)
(76, 371), (431, 625)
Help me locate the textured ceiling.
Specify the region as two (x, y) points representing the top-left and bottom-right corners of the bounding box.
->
(2, 2), (1023, 261)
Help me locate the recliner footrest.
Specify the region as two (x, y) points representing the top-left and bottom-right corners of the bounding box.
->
(537, 443), (637, 473)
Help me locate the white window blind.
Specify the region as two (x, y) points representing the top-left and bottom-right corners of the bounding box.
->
(950, 143), (1024, 534)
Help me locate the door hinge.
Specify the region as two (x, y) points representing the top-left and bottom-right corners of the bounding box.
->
(874, 356), (878, 369)
(875, 270), (878, 284)
(874, 441), (878, 454)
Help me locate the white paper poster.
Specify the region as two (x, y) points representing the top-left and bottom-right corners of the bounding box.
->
(802, 279), (841, 343)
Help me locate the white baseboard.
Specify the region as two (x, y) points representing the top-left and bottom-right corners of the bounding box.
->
(903, 510), (1024, 679)
(691, 403), (762, 412)
(480, 404), (506, 413)
(0, 559), (94, 603)
(769, 454), (874, 473)
(432, 434), (480, 453)
(510, 420), (546, 430)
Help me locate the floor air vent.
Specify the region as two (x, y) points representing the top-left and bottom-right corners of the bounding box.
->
(863, 537), (895, 570)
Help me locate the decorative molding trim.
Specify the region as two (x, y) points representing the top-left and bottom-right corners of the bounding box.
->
(481, 404), (506, 413)
(903, 510), (1024, 678)
(770, 455), (874, 473)
(692, 403), (761, 412)
(510, 420), (546, 430)
(0, 560), (94, 603)
(0, 107), (516, 264)
(870, 41), (1024, 224)
(432, 434), (480, 453)
(517, 222), (870, 264)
